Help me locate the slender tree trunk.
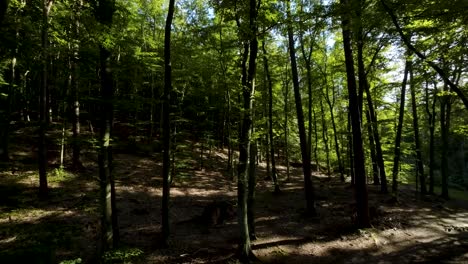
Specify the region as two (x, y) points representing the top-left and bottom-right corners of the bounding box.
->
(440, 84), (451, 199)
(319, 97), (330, 176)
(409, 63), (426, 194)
(39, 0), (53, 197)
(248, 132), (257, 240)
(262, 40), (280, 193)
(348, 111), (355, 185)
(426, 82), (437, 194)
(235, 0), (259, 259)
(325, 83), (344, 181)
(283, 68), (290, 181)
(71, 1), (82, 170)
(391, 59), (410, 197)
(340, 0), (369, 228)
(162, 0), (175, 246)
(287, 0), (316, 216)
(366, 110), (379, 185)
(364, 82), (387, 193)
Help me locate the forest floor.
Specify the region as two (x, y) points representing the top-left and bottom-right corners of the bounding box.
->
(1, 126), (468, 263)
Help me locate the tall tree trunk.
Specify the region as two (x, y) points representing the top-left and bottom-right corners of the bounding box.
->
(340, 0), (369, 228)
(39, 0), (53, 197)
(95, 0), (118, 251)
(319, 96), (330, 176)
(391, 59), (409, 197)
(162, 0), (175, 246)
(283, 67), (291, 181)
(262, 40), (280, 193)
(364, 81), (387, 193)
(440, 84), (451, 199)
(365, 110), (379, 185)
(409, 62), (426, 194)
(248, 133), (257, 240)
(325, 83), (344, 182)
(235, 0), (259, 259)
(287, 0), (316, 216)
(348, 111), (355, 185)
(71, 1), (82, 170)
(425, 82), (437, 194)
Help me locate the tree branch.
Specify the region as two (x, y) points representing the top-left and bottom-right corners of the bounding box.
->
(380, 0), (468, 109)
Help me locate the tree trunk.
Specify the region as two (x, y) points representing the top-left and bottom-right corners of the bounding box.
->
(347, 111), (355, 185)
(364, 81), (387, 193)
(162, 0), (175, 246)
(95, 0), (118, 251)
(325, 83), (344, 182)
(425, 82), (437, 194)
(262, 40), (280, 193)
(391, 59), (409, 197)
(287, 0), (316, 216)
(283, 68), (290, 181)
(235, 0), (259, 259)
(340, 0), (369, 228)
(365, 110), (380, 185)
(409, 62), (426, 194)
(440, 84), (451, 199)
(39, 0), (53, 197)
(319, 97), (330, 176)
(71, 1), (82, 170)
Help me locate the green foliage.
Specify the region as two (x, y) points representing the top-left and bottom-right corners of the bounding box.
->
(102, 247), (144, 263)
(60, 258), (82, 264)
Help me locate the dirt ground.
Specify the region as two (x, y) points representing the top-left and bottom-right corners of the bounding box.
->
(1, 128), (468, 263)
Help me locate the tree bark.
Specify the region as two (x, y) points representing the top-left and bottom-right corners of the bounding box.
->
(340, 0), (369, 228)
(95, 0), (118, 251)
(440, 84), (451, 199)
(364, 81), (387, 193)
(39, 0), (53, 197)
(262, 40), (280, 193)
(409, 62), (426, 194)
(287, 0), (316, 216)
(391, 59), (409, 197)
(365, 110), (379, 185)
(162, 0), (175, 245)
(71, 1), (82, 170)
(425, 82), (437, 194)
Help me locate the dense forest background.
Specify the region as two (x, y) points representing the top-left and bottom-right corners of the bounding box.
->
(0, 0), (467, 263)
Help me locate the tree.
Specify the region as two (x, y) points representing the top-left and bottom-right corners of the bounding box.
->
(287, 0), (316, 216)
(162, 0), (176, 246)
(94, 0), (119, 251)
(39, 0), (54, 197)
(391, 58), (409, 197)
(340, 0), (369, 228)
(262, 40), (281, 194)
(409, 61), (426, 194)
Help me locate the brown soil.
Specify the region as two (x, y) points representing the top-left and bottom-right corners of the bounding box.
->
(1, 131), (468, 263)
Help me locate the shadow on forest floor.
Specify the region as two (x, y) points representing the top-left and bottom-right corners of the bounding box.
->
(1, 127), (468, 263)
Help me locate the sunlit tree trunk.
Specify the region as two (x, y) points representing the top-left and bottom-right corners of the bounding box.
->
(392, 59), (409, 197)
(262, 40), (280, 193)
(409, 62), (426, 194)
